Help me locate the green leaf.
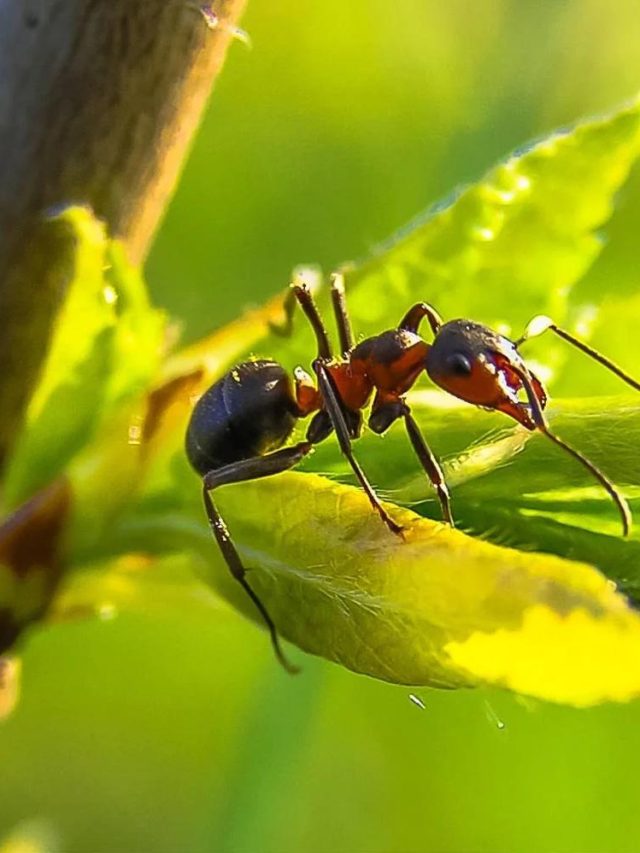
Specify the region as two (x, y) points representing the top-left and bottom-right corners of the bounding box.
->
(306, 395), (640, 505)
(268, 97), (640, 382)
(0, 208), (165, 658)
(106, 462), (640, 707)
(1, 207), (165, 511)
(349, 97), (640, 332)
(305, 394), (640, 597)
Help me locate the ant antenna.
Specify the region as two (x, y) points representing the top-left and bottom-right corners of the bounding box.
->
(516, 315), (640, 392)
(512, 363), (632, 536)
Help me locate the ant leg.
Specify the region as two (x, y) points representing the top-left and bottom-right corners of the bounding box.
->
(398, 303), (443, 337)
(402, 407), (454, 526)
(313, 361), (404, 536)
(292, 284), (332, 360)
(512, 364), (632, 536)
(203, 487), (299, 674)
(369, 400), (453, 526)
(202, 441), (313, 674)
(330, 272), (355, 356)
(516, 316), (640, 392)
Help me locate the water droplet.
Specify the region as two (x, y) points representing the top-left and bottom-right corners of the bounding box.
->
(525, 314), (553, 339)
(103, 285), (117, 305)
(484, 699), (506, 731)
(408, 693), (426, 710)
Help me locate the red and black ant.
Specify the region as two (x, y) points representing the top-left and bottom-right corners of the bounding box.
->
(186, 275), (640, 671)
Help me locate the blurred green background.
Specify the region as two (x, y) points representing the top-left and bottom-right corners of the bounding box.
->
(3, 1), (640, 851)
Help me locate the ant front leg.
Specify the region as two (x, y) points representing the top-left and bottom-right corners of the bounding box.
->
(369, 398), (454, 526)
(202, 441), (313, 674)
(313, 361), (404, 536)
(291, 283), (333, 360)
(291, 273), (355, 357)
(330, 272), (355, 356)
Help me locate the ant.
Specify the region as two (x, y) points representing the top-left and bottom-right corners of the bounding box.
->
(186, 274), (640, 672)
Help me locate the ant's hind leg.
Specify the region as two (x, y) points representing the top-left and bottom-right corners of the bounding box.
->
(202, 441), (313, 674)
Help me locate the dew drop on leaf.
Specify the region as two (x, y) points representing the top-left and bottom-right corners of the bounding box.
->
(408, 693), (427, 710)
(483, 699), (507, 731)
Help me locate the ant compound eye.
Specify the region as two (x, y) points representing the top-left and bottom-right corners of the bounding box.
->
(446, 352), (473, 376)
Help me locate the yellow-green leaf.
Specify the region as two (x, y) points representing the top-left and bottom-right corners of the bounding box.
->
(268, 96), (640, 375)
(1, 207), (165, 511)
(109, 465), (640, 706)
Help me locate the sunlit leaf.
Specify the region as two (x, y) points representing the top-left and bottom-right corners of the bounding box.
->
(349, 97), (640, 336)
(1, 208), (165, 511)
(268, 97), (640, 380)
(303, 394), (640, 593)
(104, 463), (640, 706)
(0, 208), (165, 657)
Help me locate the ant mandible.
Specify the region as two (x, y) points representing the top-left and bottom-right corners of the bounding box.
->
(186, 275), (640, 672)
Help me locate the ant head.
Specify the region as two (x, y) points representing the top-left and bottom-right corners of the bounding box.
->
(425, 320), (547, 429)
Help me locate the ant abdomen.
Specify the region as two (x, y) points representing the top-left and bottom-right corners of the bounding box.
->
(185, 360), (300, 477)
